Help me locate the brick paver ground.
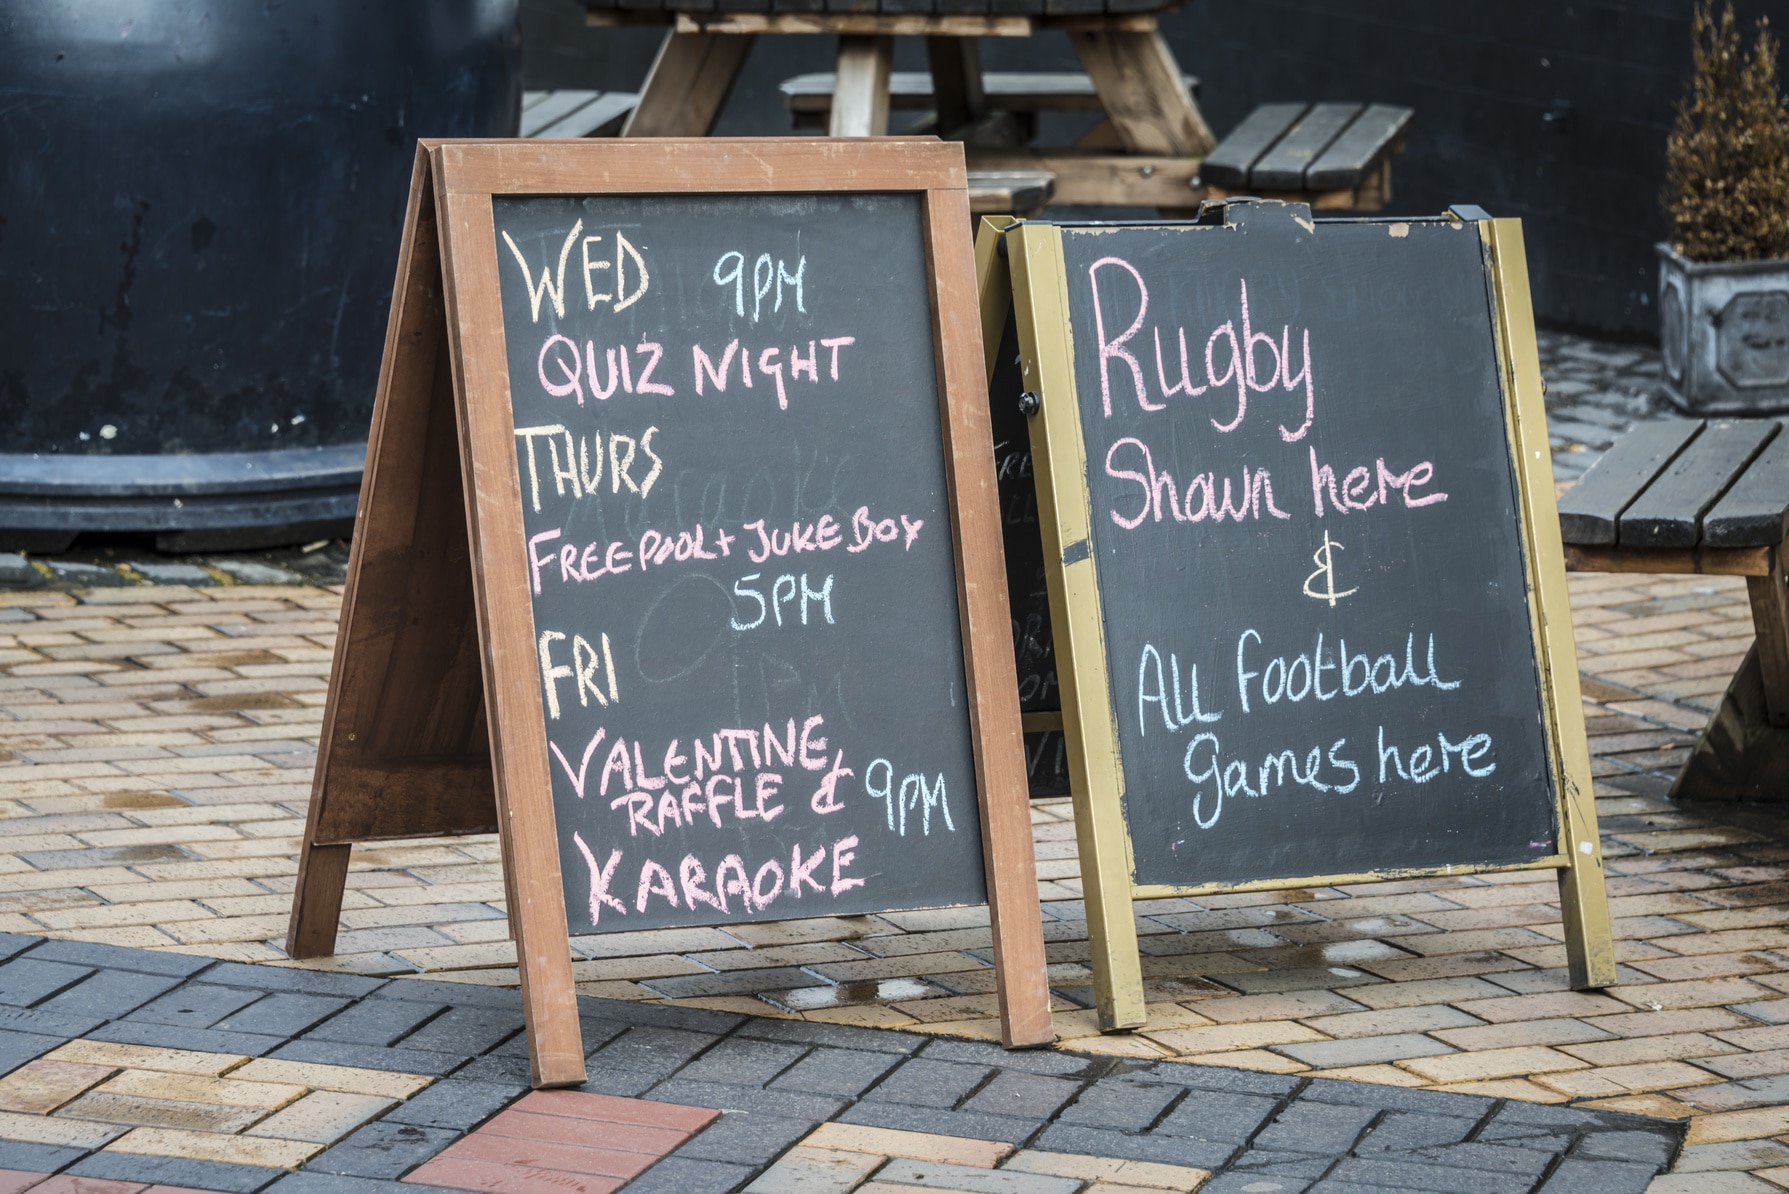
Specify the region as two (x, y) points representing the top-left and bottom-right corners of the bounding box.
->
(0, 331), (1778, 1190)
(0, 933), (1689, 1192)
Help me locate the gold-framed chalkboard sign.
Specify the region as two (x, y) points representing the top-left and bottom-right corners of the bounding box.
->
(286, 139), (1054, 1088)
(979, 203), (1615, 1032)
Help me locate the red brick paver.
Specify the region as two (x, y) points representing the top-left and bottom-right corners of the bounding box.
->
(404, 1091), (717, 1194)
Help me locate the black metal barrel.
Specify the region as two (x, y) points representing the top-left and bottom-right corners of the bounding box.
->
(0, 2), (521, 551)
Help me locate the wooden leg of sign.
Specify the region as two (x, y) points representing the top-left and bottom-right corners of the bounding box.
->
(831, 36), (893, 137)
(1065, 30), (1214, 156)
(436, 179), (585, 1088)
(1747, 548), (1789, 727)
(1482, 216), (1616, 991)
(289, 148), (499, 961)
(622, 31), (755, 137)
(934, 196), (1053, 1049)
(288, 844), (351, 958)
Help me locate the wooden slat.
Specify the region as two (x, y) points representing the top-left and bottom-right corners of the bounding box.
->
(1705, 422), (1789, 547)
(1305, 103), (1413, 190)
(520, 91), (603, 137)
(671, 11), (1036, 34)
(1066, 30), (1213, 156)
(781, 69), (1197, 113)
(433, 163), (585, 1088)
(435, 138), (967, 196)
(968, 149), (1196, 206)
(1199, 103), (1306, 189)
(966, 169), (1054, 216)
(1563, 543), (1773, 577)
(532, 93), (638, 139)
(1748, 547), (1789, 725)
(1620, 420), (1778, 548)
(622, 31), (755, 137)
(1556, 419), (1703, 545)
(830, 34), (893, 135)
(1249, 102), (1361, 191)
(933, 196), (1052, 1050)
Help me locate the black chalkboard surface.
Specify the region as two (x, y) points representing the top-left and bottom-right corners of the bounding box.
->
(493, 193), (987, 932)
(1056, 207), (1557, 885)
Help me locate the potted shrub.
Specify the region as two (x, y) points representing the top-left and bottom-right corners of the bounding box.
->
(1659, 1), (1789, 414)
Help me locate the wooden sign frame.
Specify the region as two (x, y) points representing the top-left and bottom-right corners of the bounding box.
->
(977, 212), (1615, 1033)
(286, 139), (1053, 1089)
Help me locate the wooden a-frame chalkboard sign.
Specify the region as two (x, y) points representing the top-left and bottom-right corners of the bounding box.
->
(979, 202), (1616, 1032)
(286, 139), (1053, 1087)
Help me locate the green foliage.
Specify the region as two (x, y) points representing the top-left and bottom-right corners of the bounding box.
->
(1663, 2), (1789, 262)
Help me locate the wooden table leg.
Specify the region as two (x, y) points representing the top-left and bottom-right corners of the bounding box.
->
(1066, 30), (1214, 157)
(1748, 547), (1789, 727)
(287, 842), (350, 958)
(831, 35), (893, 137)
(925, 36), (986, 137)
(622, 31), (756, 137)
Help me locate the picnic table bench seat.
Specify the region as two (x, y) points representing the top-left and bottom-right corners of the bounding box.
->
(521, 90), (639, 138)
(1557, 418), (1789, 801)
(1200, 101), (1413, 211)
(778, 68), (1200, 128)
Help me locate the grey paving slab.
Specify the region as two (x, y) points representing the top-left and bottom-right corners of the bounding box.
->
(90, 1017), (288, 1057)
(1056, 1077), (1182, 1131)
(736, 1016), (924, 1053)
(625, 1156), (758, 1194)
(673, 1111), (817, 1165)
(588, 1024), (725, 1076)
(1153, 1090), (1282, 1143)
(1034, 1121), (1239, 1169)
(126, 980), (265, 1027)
(768, 1044), (903, 1096)
(25, 937), (211, 976)
(839, 1098), (1046, 1145)
(0, 1141), (88, 1173)
(1354, 1110), (1480, 1153)
(302, 996), (447, 1046)
(204, 961), (386, 998)
(393, 1004), (521, 1056)
(860, 1057), (991, 1107)
(68, 1150), (285, 1192)
(1571, 1128), (1678, 1168)
(1536, 1158), (1661, 1193)
(0, 957), (94, 1006)
(0, 1028), (66, 1076)
(270, 1039), (466, 1076)
(215, 992), (353, 1037)
(380, 1078), (523, 1130)
(674, 1035), (809, 1087)
(1253, 1098), (1380, 1155)
(1326, 1154), (1533, 1193)
(648, 1078), (847, 1122)
(961, 1070), (1083, 1120)
(301, 1120), (460, 1178)
(36, 966), (183, 1020)
(266, 1174), (467, 1194)
(1145, 1061), (1303, 1095)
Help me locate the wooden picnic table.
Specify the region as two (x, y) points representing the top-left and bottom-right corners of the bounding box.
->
(1558, 418), (1789, 801)
(578, 1), (1408, 214)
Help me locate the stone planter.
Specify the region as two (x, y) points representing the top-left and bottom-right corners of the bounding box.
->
(1657, 243), (1789, 415)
